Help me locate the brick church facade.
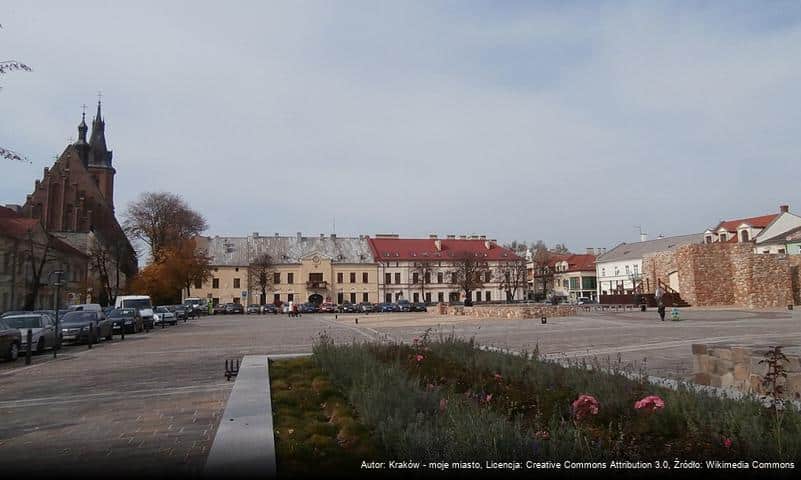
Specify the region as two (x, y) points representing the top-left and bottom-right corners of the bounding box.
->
(17, 102), (137, 305)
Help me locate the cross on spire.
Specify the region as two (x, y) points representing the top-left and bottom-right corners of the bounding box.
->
(97, 91), (103, 103)
(81, 104), (87, 120)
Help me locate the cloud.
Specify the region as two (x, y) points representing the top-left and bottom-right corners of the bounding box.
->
(2, 1), (800, 252)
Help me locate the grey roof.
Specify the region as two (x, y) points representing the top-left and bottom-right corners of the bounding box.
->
(595, 233), (705, 264)
(757, 225), (801, 245)
(201, 235), (375, 266)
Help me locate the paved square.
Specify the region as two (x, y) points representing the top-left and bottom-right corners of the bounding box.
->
(1, 308), (799, 476)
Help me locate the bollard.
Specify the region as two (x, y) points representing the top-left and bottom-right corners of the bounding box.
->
(88, 322), (94, 349)
(26, 329), (32, 365)
(541, 316), (547, 324)
(120, 323), (125, 340)
(335, 314), (337, 320)
(355, 318), (358, 324)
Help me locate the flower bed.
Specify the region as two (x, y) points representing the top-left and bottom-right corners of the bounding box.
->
(269, 356), (385, 475)
(312, 332), (801, 464)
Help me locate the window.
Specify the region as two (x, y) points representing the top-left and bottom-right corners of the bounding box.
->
(385, 293), (392, 303)
(395, 272), (401, 284)
(274, 272), (281, 284)
(385, 273), (392, 284)
(337, 292), (344, 304)
(395, 292), (402, 301)
(424, 272), (430, 284)
(362, 272), (368, 283)
(287, 273), (294, 284)
(233, 278), (240, 289)
(719, 233), (727, 242)
(614, 267), (619, 276)
(570, 277), (580, 290)
(212, 278), (219, 289)
(633, 265), (638, 275)
(438, 292), (444, 303)
(485, 271), (491, 282)
(425, 292), (431, 303)
(413, 292), (419, 302)
(437, 272), (443, 283)
(337, 272), (343, 283)
(287, 293), (294, 302)
(485, 291), (491, 302)
(274, 293), (280, 303)
(350, 292), (357, 303)
(625, 265), (630, 274)
(194, 279), (202, 289)
(563, 279), (569, 288)
(212, 297), (220, 306)
(451, 273), (458, 284)
(350, 272), (356, 283)
(412, 273), (419, 284)
(363, 292), (369, 302)
(705, 235), (713, 244)
(740, 230), (750, 242)
(779, 249), (786, 254)
(235, 267), (239, 272)
(475, 291), (481, 302)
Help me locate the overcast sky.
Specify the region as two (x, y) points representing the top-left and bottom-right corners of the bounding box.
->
(2, 1), (800, 252)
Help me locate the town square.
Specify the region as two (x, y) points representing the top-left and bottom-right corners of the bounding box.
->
(2, 2), (801, 479)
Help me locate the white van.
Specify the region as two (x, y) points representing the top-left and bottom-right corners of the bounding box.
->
(115, 295), (155, 327)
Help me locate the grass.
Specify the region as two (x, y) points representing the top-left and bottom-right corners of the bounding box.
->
(269, 356), (384, 474)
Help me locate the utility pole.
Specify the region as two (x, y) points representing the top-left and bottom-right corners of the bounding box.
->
(48, 270), (64, 358)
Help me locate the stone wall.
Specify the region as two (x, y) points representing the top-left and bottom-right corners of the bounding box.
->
(692, 344), (801, 397)
(438, 303), (576, 319)
(643, 243), (796, 309)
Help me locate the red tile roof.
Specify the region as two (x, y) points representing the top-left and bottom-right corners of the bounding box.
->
(715, 214), (778, 233)
(0, 206), (87, 257)
(564, 254), (596, 272)
(368, 238), (519, 261)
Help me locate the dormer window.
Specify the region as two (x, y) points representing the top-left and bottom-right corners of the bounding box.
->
(719, 233), (727, 242)
(705, 235), (713, 244)
(739, 230), (750, 242)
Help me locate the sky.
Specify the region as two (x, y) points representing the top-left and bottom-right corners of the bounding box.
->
(2, 1), (801, 253)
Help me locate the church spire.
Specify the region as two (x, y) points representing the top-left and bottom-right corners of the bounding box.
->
(88, 95), (113, 167)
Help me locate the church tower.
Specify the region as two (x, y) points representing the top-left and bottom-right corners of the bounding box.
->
(86, 100), (116, 210)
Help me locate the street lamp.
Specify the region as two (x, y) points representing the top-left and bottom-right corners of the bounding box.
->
(48, 270), (64, 358)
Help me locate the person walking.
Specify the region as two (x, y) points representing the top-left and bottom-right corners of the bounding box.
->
(657, 301), (666, 321)
(654, 285), (666, 321)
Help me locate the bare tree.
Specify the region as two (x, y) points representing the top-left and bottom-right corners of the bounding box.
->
(22, 223), (57, 310)
(552, 243), (570, 254)
(123, 192), (208, 262)
(409, 261), (433, 302)
(498, 256), (528, 302)
(1, 24), (32, 163)
(529, 241), (554, 300)
(450, 252), (490, 306)
(248, 253), (274, 306)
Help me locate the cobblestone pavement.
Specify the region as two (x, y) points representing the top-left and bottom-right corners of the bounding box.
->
(328, 308), (801, 379)
(0, 313), (367, 478)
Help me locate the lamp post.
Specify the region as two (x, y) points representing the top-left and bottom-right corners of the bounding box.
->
(48, 270), (64, 358)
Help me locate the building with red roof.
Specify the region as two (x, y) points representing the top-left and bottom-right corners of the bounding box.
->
(0, 206), (89, 311)
(367, 234), (524, 304)
(552, 253), (598, 302)
(704, 205), (787, 245)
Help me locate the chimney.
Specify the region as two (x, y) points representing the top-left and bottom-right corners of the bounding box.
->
(320, 233), (325, 239)
(274, 233), (279, 237)
(485, 240), (495, 250)
(780, 205), (789, 213)
(657, 234), (664, 239)
(252, 232), (259, 238)
(447, 234), (456, 239)
(296, 232), (302, 240)
(479, 235), (486, 240)
(330, 234), (336, 239)
(434, 239), (442, 251)
(429, 234), (438, 239)
(586, 248), (594, 255)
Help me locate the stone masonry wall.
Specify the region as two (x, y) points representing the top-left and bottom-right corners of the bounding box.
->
(439, 303), (576, 319)
(643, 243), (795, 308)
(692, 344), (801, 397)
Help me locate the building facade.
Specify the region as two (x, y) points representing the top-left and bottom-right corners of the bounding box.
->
(552, 253), (597, 301)
(192, 233), (378, 306)
(368, 235), (524, 304)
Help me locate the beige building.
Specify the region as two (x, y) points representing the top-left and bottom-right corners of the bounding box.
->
(191, 233), (378, 306)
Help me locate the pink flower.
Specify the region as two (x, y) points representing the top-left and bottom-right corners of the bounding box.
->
(412, 337), (420, 344)
(485, 393), (493, 403)
(439, 398), (448, 412)
(534, 430), (550, 440)
(723, 437), (733, 449)
(415, 354), (425, 363)
(571, 394), (600, 421)
(426, 383), (435, 391)
(494, 373), (503, 381)
(634, 395), (665, 412)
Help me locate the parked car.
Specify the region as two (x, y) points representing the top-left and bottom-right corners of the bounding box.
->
(183, 297), (207, 315)
(319, 303), (337, 313)
(358, 302), (374, 313)
(59, 311), (113, 344)
(173, 305), (188, 321)
(2, 313), (58, 354)
(213, 303), (227, 315)
(299, 303), (319, 314)
(339, 302), (357, 313)
(69, 303), (103, 312)
(411, 302), (427, 312)
(397, 300), (412, 312)
(154, 306), (178, 325)
(246, 304), (261, 314)
(224, 303), (244, 314)
(378, 303), (399, 312)
(116, 295), (155, 327)
(108, 308), (143, 333)
(577, 297), (595, 305)
(0, 318), (22, 361)
(262, 304), (278, 314)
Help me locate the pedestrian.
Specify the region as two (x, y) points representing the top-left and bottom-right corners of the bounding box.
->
(657, 301), (666, 321)
(292, 303), (298, 318)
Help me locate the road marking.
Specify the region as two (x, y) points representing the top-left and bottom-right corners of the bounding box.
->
(0, 383), (234, 409)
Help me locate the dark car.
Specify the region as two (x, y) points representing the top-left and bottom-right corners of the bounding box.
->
(397, 300), (412, 312)
(358, 302), (374, 313)
(378, 303), (399, 312)
(339, 302), (357, 313)
(319, 303), (337, 313)
(0, 318), (22, 361)
(60, 311), (113, 344)
(212, 304), (226, 315)
(173, 305), (188, 321)
(224, 303), (244, 314)
(262, 304), (278, 314)
(411, 302), (427, 312)
(246, 304), (261, 314)
(299, 303), (319, 314)
(108, 308), (143, 334)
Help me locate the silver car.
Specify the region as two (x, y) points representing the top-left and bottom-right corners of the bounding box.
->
(2, 313), (58, 354)
(154, 306), (177, 326)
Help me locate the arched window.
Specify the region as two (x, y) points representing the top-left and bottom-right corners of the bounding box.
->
(740, 230), (750, 242)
